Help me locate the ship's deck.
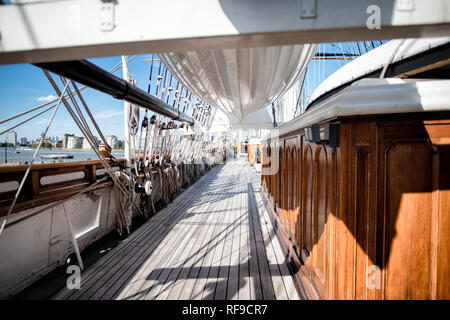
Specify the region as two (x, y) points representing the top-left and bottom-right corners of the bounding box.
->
(53, 159), (299, 300)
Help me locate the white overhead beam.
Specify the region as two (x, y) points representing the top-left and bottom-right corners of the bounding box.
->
(1, 0), (450, 65)
(230, 123), (277, 130)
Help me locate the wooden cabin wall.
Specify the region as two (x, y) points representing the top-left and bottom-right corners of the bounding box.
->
(261, 116), (450, 300)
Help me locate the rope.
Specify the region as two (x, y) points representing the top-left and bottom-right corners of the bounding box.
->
(113, 170), (133, 235)
(71, 81), (109, 149)
(0, 56), (136, 126)
(51, 73), (144, 233)
(0, 103), (57, 136)
(380, 39), (406, 79)
(0, 72), (70, 237)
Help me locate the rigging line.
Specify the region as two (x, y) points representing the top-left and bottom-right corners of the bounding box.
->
(64, 97), (125, 191)
(166, 74), (174, 104)
(139, 55), (154, 161)
(158, 67), (171, 149)
(63, 81), (116, 176)
(183, 92), (192, 113)
(338, 42), (349, 64)
(140, 53), (158, 163)
(0, 98), (61, 126)
(183, 92), (190, 114)
(162, 83), (185, 160)
(313, 45), (317, 91)
(319, 47), (324, 83)
(0, 71), (70, 237)
(0, 103), (55, 136)
(294, 67), (308, 117)
(362, 41), (368, 53)
(332, 42), (343, 68)
(322, 43), (325, 85)
(55, 75), (129, 196)
(160, 68), (169, 102)
(136, 115), (145, 161)
(176, 85), (184, 110)
(126, 88), (140, 176)
(176, 86), (186, 111)
(0, 56), (136, 126)
(141, 117), (151, 164)
(186, 92), (193, 114)
(61, 77), (99, 150)
(155, 57), (163, 98)
(380, 39), (406, 79)
(148, 53), (155, 94)
(173, 82), (181, 108)
(71, 81), (109, 149)
(144, 115), (157, 163)
(355, 41), (363, 55)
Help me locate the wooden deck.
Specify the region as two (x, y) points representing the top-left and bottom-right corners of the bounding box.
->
(53, 159), (299, 300)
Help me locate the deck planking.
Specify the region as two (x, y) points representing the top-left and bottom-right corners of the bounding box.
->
(53, 159), (299, 300)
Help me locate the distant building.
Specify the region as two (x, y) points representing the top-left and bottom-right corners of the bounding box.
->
(106, 135), (121, 149)
(82, 136), (100, 149)
(66, 136), (83, 149)
(6, 131), (17, 147)
(62, 133), (74, 148)
(19, 137), (28, 145)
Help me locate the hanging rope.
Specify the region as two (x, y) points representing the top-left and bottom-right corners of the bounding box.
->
(54, 73), (143, 234)
(0, 72), (70, 237)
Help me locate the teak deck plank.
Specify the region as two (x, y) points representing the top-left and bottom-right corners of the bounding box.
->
(53, 159), (300, 300)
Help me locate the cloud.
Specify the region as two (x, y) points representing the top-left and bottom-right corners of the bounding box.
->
(37, 95), (57, 102)
(94, 110), (123, 119)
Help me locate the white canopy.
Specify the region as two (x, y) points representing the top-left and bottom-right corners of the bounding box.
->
(161, 44), (317, 125)
(307, 37), (450, 106)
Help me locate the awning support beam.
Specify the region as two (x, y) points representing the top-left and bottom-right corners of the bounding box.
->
(34, 60), (195, 125)
(1, 0), (450, 65)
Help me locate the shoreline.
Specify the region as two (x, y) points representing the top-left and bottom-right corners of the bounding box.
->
(0, 148), (125, 166)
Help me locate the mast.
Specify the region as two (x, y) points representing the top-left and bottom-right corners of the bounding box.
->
(121, 56), (131, 168)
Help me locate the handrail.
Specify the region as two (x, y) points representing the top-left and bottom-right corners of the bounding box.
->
(0, 159), (125, 216)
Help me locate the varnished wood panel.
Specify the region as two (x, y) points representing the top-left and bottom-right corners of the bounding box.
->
(435, 146), (450, 299)
(262, 113), (450, 300)
(302, 144), (314, 270)
(311, 146), (328, 298)
(384, 140), (432, 299)
(355, 147), (370, 300)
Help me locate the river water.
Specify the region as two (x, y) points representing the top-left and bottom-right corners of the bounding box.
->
(0, 147), (124, 165)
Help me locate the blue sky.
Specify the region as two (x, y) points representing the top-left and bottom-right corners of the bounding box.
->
(0, 41), (385, 142)
(0, 54), (208, 141)
(0, 56), (135, 141)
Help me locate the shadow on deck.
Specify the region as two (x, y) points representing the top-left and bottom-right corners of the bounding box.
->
(53, 160), (299, 300)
